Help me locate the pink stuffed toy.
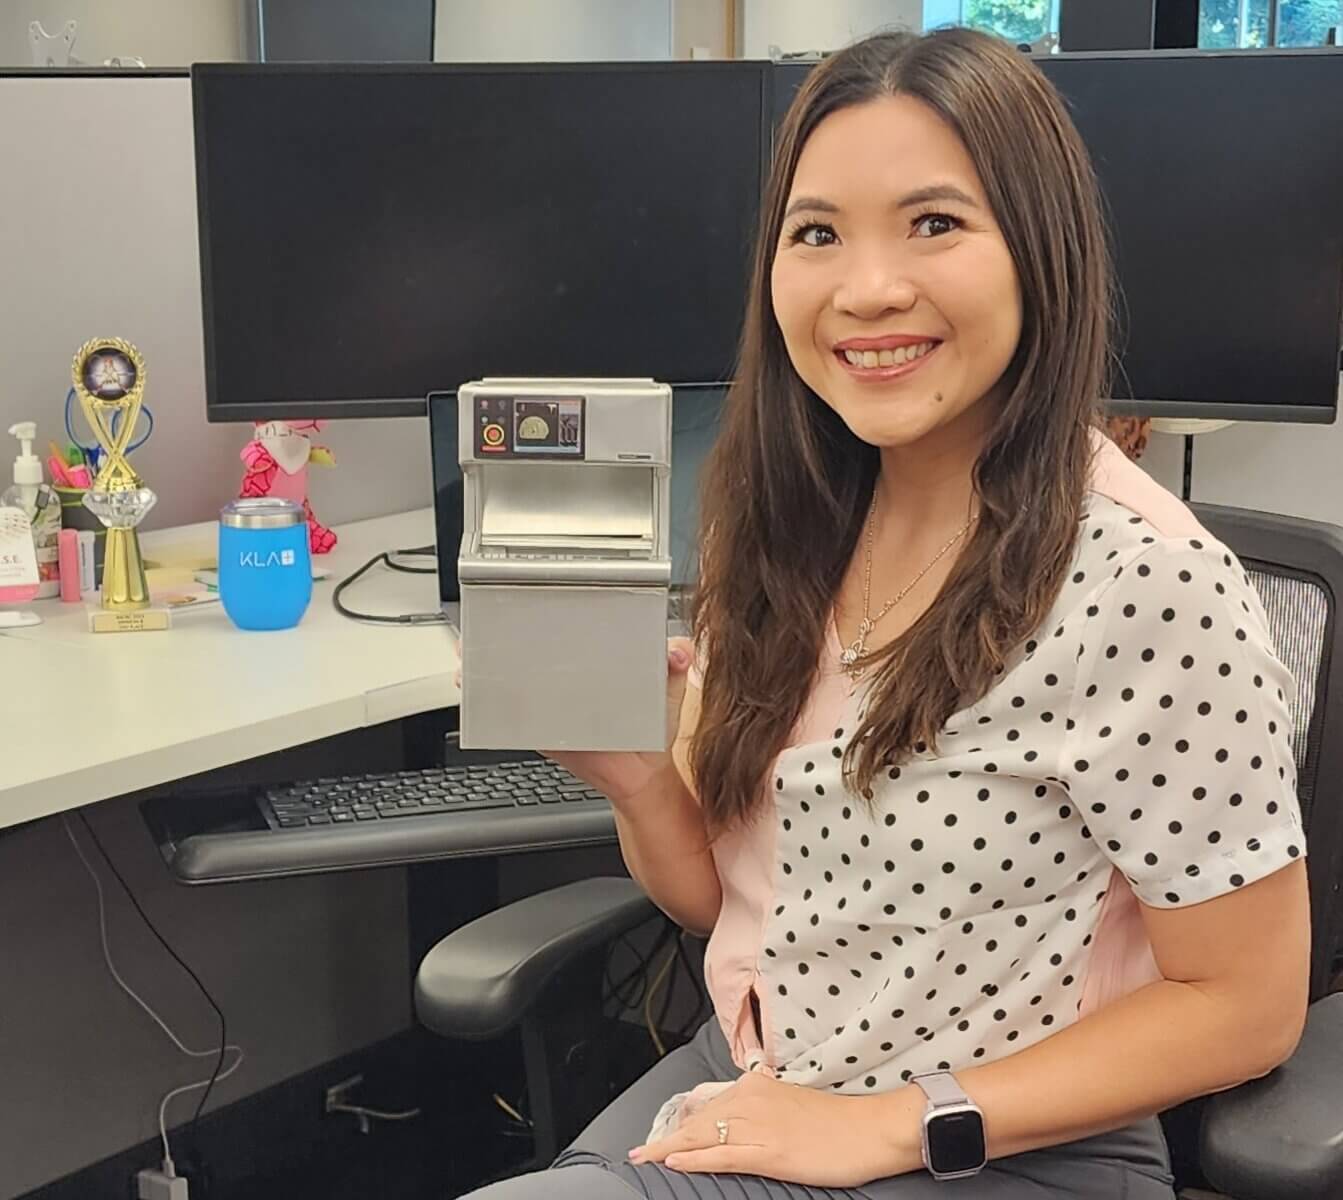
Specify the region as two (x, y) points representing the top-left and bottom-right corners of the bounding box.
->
(239, 419), (338, 554)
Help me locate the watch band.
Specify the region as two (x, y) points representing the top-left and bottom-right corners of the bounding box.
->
(910, 1070), (969, 1109)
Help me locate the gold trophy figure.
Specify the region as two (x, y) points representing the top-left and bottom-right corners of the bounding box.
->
(71, 338), (156, 610)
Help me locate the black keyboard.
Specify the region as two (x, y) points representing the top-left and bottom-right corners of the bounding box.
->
(159, 758), (618, 883)
(261, 760), (607, 829)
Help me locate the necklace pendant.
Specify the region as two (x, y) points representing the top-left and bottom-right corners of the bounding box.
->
(840, 638), (865, 677)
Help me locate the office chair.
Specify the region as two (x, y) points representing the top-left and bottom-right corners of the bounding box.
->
(414, 502), (1343, 1197)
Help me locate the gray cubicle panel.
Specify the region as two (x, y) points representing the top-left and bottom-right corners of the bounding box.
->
(0, 72), (431, 533)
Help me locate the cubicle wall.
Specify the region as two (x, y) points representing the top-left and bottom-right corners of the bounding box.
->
(0, 74), (433, 533)
(0, 73), (428, 1199)
(0, 760), (414, 1199)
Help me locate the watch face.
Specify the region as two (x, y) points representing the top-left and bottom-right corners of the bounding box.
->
(927, 1109), (987, 1176)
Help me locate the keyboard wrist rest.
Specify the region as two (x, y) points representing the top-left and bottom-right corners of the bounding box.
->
(414, 876), (657, 1040)
(169, 804), (616, 884)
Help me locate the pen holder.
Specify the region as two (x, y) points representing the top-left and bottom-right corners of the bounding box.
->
(56, 485), (105, 587)
(218, 498), (312, 631)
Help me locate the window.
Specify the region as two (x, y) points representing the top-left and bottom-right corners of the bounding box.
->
(927, 0), (1338, 49)
(1276, 0), (1342, 45)
(1200, 0), (1340, 47)
(924, 0), (1061, 44)
(1200, 0), (1270, 46)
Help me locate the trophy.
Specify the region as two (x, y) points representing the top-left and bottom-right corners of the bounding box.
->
(71, 338), (156, 610)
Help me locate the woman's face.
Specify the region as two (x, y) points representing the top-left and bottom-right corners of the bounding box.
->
(771, 95), (1022, 452)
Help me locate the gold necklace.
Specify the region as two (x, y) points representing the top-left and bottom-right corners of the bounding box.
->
(838, 496), (977, 679)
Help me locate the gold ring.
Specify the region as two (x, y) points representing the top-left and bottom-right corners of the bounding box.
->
(716, 1118), (729, 1145)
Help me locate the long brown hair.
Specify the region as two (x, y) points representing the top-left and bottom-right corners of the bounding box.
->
(689, 27), (1114, 833)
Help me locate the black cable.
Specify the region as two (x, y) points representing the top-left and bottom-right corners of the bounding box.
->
(607, 928), (661, 1003)
(658, 924), (707, 1045)
(606, 918), (667, 998)
(603, 938), (649, 1011)
(671, 934), (710, 1040)
(602, 921), (671, 1012)
(75, 812), (227, 1159)
(332, 545), (448, 625)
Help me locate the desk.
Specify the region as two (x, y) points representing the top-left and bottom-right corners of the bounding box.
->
(0, 508), (459, 830)
(0, 506), (624, 1200)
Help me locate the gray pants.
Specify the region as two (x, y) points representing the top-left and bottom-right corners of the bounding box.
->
(459, 1020), (1177, 1199)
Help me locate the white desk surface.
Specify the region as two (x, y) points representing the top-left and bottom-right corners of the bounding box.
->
(0, 508), (459, 830)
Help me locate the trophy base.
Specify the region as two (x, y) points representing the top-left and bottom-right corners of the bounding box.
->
(87, 607), (171, 634)
(101, 527), (151, 611)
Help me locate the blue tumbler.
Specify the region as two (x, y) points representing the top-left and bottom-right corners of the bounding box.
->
(218, 498), (312, 631)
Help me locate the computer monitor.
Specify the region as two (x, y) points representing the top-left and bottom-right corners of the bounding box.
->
(772, 51), (1343, 423)
(193, 62), (770, 422)
(428, 387), (725, 603)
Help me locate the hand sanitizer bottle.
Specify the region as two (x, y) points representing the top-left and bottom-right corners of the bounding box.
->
(0, 505), (41, 606)
(1, 422), (61, 599)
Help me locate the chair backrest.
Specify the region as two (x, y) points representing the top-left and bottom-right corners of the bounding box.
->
(1193, 503), (1343, 1000)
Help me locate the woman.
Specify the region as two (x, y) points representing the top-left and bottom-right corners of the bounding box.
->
(465, 26), (1309, 1200)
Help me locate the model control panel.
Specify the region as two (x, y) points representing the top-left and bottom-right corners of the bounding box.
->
(475, 394), (585, 459)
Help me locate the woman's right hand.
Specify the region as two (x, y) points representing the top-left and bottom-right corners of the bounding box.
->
(452, 637), (698, 809)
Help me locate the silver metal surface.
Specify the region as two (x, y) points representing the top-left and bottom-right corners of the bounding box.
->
(218, 497), (306, 529)
(457, 378), (673, 751)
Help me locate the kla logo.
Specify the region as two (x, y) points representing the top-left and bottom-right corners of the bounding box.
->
(239, 548), (297, 568)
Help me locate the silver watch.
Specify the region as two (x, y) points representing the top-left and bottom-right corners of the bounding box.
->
(909, 1071), (988, 1180)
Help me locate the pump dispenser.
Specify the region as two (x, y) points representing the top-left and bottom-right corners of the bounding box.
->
(9, 423), (42, 490)
(2, 422), (61, 597)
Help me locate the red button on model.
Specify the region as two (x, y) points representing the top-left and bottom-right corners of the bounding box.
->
(483, 423), (505, 446)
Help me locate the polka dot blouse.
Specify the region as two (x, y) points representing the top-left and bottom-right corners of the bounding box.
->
(699, 452), (1306, 1098)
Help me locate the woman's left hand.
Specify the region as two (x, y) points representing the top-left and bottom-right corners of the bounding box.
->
(627, 1071), (922, 1187)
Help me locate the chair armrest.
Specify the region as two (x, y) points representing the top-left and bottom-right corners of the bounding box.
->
(1200, 991), (1343, 1200)
(414, 876), (658, 1040)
